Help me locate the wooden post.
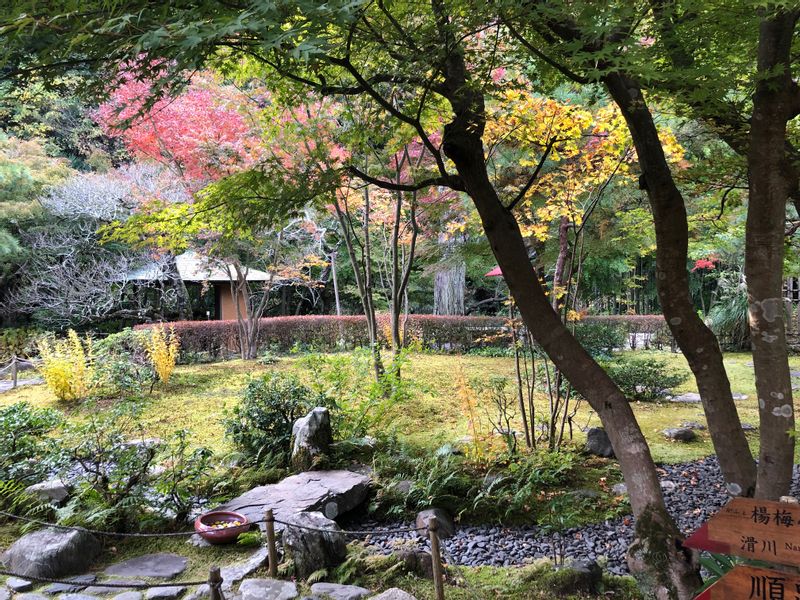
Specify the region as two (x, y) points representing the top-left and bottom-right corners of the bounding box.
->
(265, 508), (278, 578)
(428, 517), (445, 600)
(11, 356), (17, 390)
(208, 566), (222, 600)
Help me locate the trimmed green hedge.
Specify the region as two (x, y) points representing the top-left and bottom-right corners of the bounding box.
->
(134, 313), (675, 357)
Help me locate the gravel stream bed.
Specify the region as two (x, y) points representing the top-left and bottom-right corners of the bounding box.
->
(343, 457), (800, 575)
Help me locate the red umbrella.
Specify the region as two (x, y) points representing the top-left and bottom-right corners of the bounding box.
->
(484, 266), (503, 277)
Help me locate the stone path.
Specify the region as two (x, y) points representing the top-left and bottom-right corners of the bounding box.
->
(0, 378), (42, 394)
(669, 391), (748, 403)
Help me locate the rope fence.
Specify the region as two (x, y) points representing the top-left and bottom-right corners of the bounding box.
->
(0, 355), (37, 389)
(0, 507), (447, 599)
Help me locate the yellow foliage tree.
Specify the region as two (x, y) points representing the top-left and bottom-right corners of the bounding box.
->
(144, 325), (180, 385)
(37, 330), (95, 402)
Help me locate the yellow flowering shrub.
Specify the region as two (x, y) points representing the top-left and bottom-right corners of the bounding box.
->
(144, 325), (180, 385)
(37, 330), (95, 402)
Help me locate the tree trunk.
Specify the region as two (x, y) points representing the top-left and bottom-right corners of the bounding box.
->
(552, 215), (571, 310)
(163, 253), (190, 321)
(333, 188), (384, 381)
(437, 34), (700, 594)
(747, 10), (798, 499)
(604, 73), (758, 498)
(330, 250), (342, 316)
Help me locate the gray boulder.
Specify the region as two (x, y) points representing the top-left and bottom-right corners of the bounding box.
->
(585, 428), (614, 458)
(239, 579), (298, 600)
(368, 591), (417, 600)
(283, 512), (347, 579)
(309, 583), (370, 600)
(663, 427), (697, 442)
(25, 479), (69, 505)
(612, 483), (627, 496)
(291, 408), (333, 471)
(396, 550), (434, 579)
(415, 508), (455, 539)
(680, 421), (706, 431)
(2, 528), (100, 578)
(548, 560), (602, 596)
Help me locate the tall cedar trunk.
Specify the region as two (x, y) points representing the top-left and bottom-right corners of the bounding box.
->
(747, 10), (798, 499)
(603, 74), (758, 497)
(434, 14), (699, 593)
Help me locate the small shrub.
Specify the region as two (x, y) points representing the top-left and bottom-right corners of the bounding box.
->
(224, 372), (327, 466)
(0, 327), (40, 362)
(299, 349), (411, 440)
(37, 330), (96, 401)
(0, 402), (62, 482)
(144, 325), (180, 385)
(573, 321), (627, 358)
(603, 356), (689, 401)
(53, 403), (160, 531)
(151, 429), (216, 523)
(94, 328), (155, 395)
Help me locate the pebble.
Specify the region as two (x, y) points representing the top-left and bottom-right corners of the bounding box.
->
(343, 457), (799, 576)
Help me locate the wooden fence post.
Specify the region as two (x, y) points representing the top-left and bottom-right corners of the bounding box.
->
(265, 508), (278, 577)
(11, 356), (18, 390)
(208, 566), (222, 600)
(428, 516), (445, 600)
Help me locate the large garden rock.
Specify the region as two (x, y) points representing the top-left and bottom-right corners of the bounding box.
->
(544, 560), (602, 596)
(310, 583), (370, 600)
(283, 512), (347, 578)
(397, 550), (433, 579)
(25, 479), (69, 505)
(291, 408), (333, 471)
(585, 428), (614, 458)
(415, 508), (455, 539)
(368, 590), (417, 600)
(239, 578), (297, 600)
(663, 427), (697, 442)
(216, 470), (370, 526)
(104, 554), (187, 579)
(1, 528), (100, 578)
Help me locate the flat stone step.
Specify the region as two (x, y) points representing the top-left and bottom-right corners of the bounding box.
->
(215, 470), (370, 529)
(104, 554), (187, 580)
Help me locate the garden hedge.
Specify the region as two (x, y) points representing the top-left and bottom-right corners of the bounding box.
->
(134, 313), (675, 356)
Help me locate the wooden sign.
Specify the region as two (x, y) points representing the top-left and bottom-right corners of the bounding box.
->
(696, 565), (800, 599)
(685, 498), (800, 568)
